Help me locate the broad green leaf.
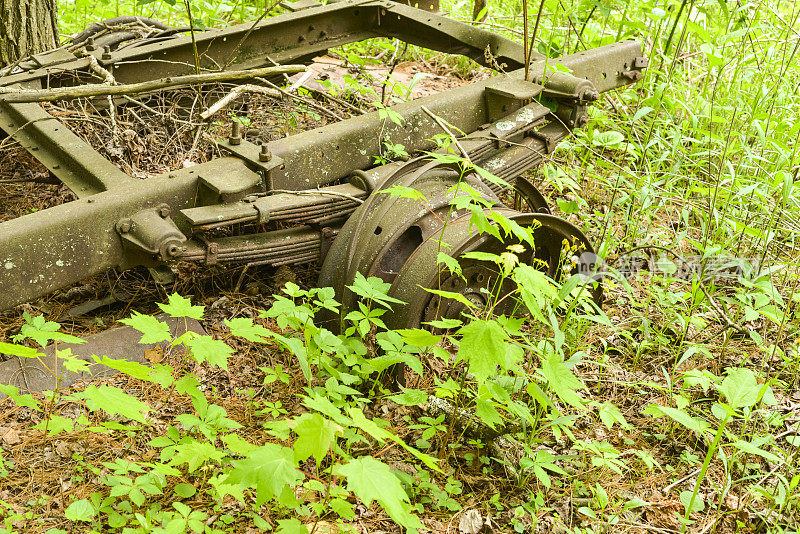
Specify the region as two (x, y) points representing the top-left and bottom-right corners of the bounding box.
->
(94, 356), (156, 382)
(556, 199), (579, 214)
(171, 440), (226, 472)
(648, 405), (710, 435)
(173, 483), (197, 498)
(77, 385), (152, 424)
(718, 368), (759, 409)
(624, 497), (651, 509)
(158, 294), (204, 320)
(461, 251), (500, 263)
(276, 518), (308, 534)
(185, 336), (233, 370)
(334, 456), (422, 531)
(33, 414), (74, 436)
(424, 287), (478, 311)
(389, 388), (428, 406)
(376, 185), (428, 201)
(120, 312), (172, 344)
(0, 342), (41, 358)
(598, 401), (631, 430)
(368, 352), (424, 377)
(731, 439), (780, 463)
(540, 353), (586, 410)
(423, 317), (463, 330)
(679, 491), (704, 514)
(593, 130), (625, 148)
(227, 443), (304, 506)
(347, 272), (405, 310)
(225, 318), (272, 343)
(457, 319), (510, 384)
(14, 313), (84, 347)
(222, 433), (259, 456)
(395, 328), (441, 347)
(0, 384), (41, 411)
(632, 106), (654, 121)
(682, 369), (715, 393)
(474, 397), (502, 429)
(61, 349), (90, 374)
(65, 499), (95, 522)
(291, 413), (339, 465)
(473, 164), (510, 188)
(437, 252), (462, 278)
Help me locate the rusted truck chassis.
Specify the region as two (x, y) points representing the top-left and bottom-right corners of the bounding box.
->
(0, 0), (647, 328)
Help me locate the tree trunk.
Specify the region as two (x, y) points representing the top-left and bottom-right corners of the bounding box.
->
(0, 0), (59, 65)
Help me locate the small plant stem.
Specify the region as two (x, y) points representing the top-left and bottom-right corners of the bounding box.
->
(637, 0), (694, 171)
(184, 0), (201, 75)
(420, 105), (472, 165)
(223, 0), (283, 70)
(440, 364), (470, 461)
(525, 0), (546, 82)
(683, 414), (730, 531)
(522, 0), (529, 82)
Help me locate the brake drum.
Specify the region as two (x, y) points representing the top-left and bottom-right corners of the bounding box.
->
(319, 158), (599, 331)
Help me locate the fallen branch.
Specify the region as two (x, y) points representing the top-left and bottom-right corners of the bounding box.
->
(420, 105), (472, 164)
(87, 56), (115, 85)
(255, 76), (345, 122)
(426, 396), (521, 441)
(200, 84), (281, 120)
(424, 396), (530, 479)
(0, 65), (306, 103)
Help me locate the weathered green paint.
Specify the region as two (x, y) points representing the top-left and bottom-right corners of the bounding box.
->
(0, 0), (647, 312)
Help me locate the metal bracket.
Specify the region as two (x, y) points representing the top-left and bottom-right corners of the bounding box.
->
(530, 129), (557, 153)
(219, 137), (285, 191)
(116, 204), (187, 261)
(484, 79), (543, 123)
(198, 165), (263, 204)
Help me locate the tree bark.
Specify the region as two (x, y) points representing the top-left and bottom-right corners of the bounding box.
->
(0, 0), (59, 65)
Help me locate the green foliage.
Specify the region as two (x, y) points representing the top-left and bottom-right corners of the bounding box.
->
(76, 385), (152, 424)
(456, 319), (517, 385)
(227, 443), (304, 506)
(120, 312), (172, 344)
(64, 499), (95, 522)
(335, 456), (423, 531)
(13, 0), (800, 529)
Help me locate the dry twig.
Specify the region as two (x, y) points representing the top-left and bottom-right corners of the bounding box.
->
(0, 65), (306, 103)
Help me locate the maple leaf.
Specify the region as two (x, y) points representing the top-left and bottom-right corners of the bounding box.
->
(334, 456), (422, 532)
(225, 317), (272, 343)
(76, 385), (153, 423)
(170, 440), (226, 472)
(14, 312), (84, 347)
(158, 294), (205, 320)
(120, 312), (172, 344)
(185, 335), (233, 370)
(291, 413), (340, 465)
(457, 319), (516, 384)
(226, 443), (304, 506)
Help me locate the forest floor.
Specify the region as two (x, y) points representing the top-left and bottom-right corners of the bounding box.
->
(1, 3), (800, 534)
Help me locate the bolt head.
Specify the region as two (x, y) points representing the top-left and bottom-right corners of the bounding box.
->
(118, 220), (132, 233)
(158, 205), (171, 218)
